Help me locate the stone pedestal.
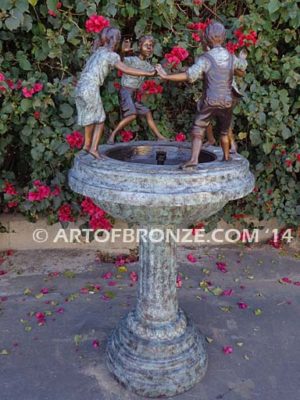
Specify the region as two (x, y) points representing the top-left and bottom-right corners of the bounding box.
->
(106, 226), (207, 397)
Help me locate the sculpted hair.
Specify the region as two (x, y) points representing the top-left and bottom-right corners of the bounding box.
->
(204, 22), (226, 46)
(139, 35), (154, 48)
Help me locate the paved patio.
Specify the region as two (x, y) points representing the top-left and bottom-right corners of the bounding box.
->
(0, 244), (299, 400)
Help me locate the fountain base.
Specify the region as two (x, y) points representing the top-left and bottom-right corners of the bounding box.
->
(106, 309), (207, 398)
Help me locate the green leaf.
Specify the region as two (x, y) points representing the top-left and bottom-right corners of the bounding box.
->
(0, 0), (13, 11)
(63, 270), (76, 278)
(268, 0), (281, 14)
(209, 287), (223, 296)
(140, 0), (151, 9)
(134, 19), (147, 38)
(0, 349), (10, 355)
(262, 142), (273, 155)
(15, 0), (29, 13)
(46, 0), (58, 11)
(28, 0), (39, 6)
(59, 103), (73, 119)
(20, 99), (32, 112)
(5, 9), (23, 31)
(74, 334), (82, 346)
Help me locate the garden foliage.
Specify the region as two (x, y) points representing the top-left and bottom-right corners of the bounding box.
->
(0, 0), (299, 229)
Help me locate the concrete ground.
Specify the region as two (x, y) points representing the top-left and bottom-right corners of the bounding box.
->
(0, 244), (299, 400)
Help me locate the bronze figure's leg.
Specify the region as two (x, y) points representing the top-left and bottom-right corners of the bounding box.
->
(203, 123), (216, 147)
(83, 124), (94, 152)
(145, 111), (168, 141)
(89, 122), (104, 159)
(220, 134), (230, 161)
(107, 115), (137, 144)
(181, 130), (205, 170)
(229, 128), (237, 153)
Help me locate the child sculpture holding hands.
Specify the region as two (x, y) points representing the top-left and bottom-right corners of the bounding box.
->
(107, 35), (168, 144)
(156, 22), (247, 168)
(75, 28), (156, 159)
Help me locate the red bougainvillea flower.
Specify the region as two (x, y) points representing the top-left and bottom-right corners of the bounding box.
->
(92, 339), (100, 348)
(58, 204), (75, 222)
(102, 272), (113, 280)
(285, 159), (293, 168)
(51, 185), (61, 197)
(216, 262), (228, 273)
(66, 131), (84, 149)
(193, 0), (203, 5)
(82, 197), (111, 232)
(175, 132), (186, 142)
(297, 154), (300, 162)
(141, 80), (163, 95)
(232, 214), (247, 220)
(117, 70), (123, 77)
(222, 289), (233, 296)
(108, 281), (117, 286)
(223, 346), (233, 354)
(130, 271), (138, 283)
(81, 197), (103, 216)
(48, 271), (60, 277)
(89, 213), (112, 230)
(113, 82), (121, 90)
(192, 222), (205, 236)
(187, 20), (210, 32)
(192, 33), (201, 42)
(40, 288), (49, 294)
(0, 270), (8, 276)
(120, 130), (134, 142)
(48, 9), (57, 17)
(187, 253), (197, 263)
(237, 302), (248, 309)
(6, 79), (14, 89)
(22, 87), (35, 98)
(33, 111), (41, 120)
(281, 277), (293, 284)
(7, 201), (18, 208)
(56, 307), (64, 314)
(85, 15), (110, 33)
(35, 312), (46, 325)
(164, 47), (189, 67)
(56, 2), (62, 9)
(6, 249), (13, 256)
(28, 181), (51, 201)
(0, 72), (5, 81)
(3, 181), (17, 195)
(33, 82), (43, 93)
(227, 29), (257, 54)
(176, 273), (182, 288)
(294, 282), (300, 286)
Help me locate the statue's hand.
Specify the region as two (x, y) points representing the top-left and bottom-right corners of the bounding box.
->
(239, 49), (248, 60)
(155, 64), (167, 79)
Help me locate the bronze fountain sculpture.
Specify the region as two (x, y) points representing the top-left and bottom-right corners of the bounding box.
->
(69, 21), (254, 398)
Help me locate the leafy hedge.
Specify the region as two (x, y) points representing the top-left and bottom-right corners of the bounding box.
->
(0, 0), (299, 230)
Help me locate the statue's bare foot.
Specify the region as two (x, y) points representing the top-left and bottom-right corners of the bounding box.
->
(229, 144), (237, 154)
(180, 159), (198, 170)
(89, 150), (101, 160)
(222, 156), (231, 162)
(82, 146), (90, 153)
(107, 133), (116, 145)
(203, 140), (216, 148)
